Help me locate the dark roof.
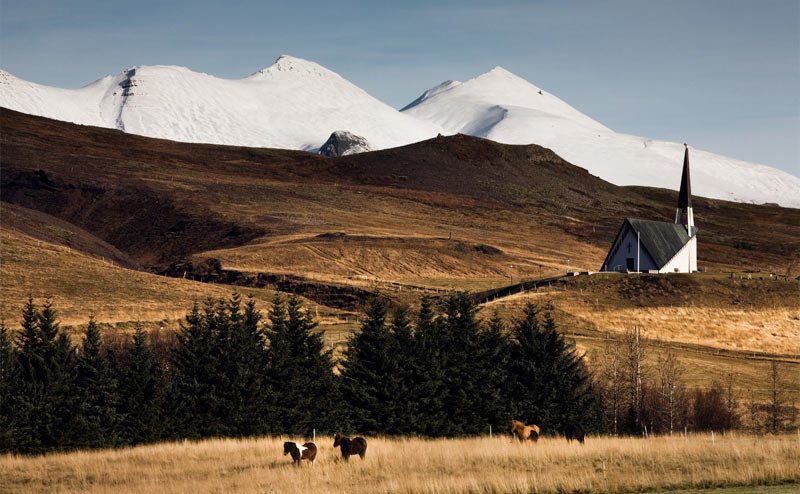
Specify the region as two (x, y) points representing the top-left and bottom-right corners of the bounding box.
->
(678, 145), (692, 208)
(626, 218), (696, 268)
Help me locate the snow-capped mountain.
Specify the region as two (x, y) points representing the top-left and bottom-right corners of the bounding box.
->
(402, 67), (800, 208)
(1, 57), (797, 207)
(0, 56), (441, 151)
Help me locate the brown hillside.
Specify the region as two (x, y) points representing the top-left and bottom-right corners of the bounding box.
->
(1, 202), (140, 269)
(2, 107), (797, 279)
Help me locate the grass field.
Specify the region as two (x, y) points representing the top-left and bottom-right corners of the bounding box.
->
(1, 434), (798, 494)
(482, 273), (800, 356)
(0, 227), (347, 330)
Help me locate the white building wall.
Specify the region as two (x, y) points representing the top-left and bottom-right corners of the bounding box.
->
(603, 227), (658, 272)
(659, 236), (697, 273)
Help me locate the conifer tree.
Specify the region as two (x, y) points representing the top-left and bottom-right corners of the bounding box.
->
(412, 295), (447, 435)
(14, 299), (75, 452)
(339, 299), (406, 433)
(476, 311), (511, 432)
(71, 317), (120, 448)
(169, 300), (217, 438)
(385, 307), (420, 434)
(117, 323), (165, 444)
(265, 295), (339, 435)
(0, 321), (18, 451)
(438, 294), (509, 435)
(506, 303), (603, 433)
(214, 295), (268, 436)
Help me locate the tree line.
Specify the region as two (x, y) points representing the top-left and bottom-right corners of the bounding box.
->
(592, 326), (797, 436)
(0, 293), (603, 454)
(1, 294), (794, 455)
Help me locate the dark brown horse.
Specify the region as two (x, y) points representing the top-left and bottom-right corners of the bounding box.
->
(563, 423), (585, 444)
(333, 433), (367, 461)
(283, 441), (317, 465)
(510, 419), (540, 442)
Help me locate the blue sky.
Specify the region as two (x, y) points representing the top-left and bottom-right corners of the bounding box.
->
(1, 0), (798, 175)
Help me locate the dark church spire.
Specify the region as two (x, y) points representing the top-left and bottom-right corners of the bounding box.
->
(675, 144), (694, 229)
(678, 143), (692, 208)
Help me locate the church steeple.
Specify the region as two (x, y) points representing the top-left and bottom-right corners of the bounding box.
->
(675, 144), (694, 229)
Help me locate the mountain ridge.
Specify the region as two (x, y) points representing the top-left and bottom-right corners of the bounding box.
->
(1, 57), (797, 207)
(402, 68), (800, 208)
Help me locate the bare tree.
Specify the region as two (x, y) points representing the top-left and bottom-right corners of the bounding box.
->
(724, 371), (740, 429)
(622, 326), (647, 431)
(768, 361), (785, 433)
(746, 387), (762, 433)
(596, 337), (624, 434)
(656, 346), (685, 434)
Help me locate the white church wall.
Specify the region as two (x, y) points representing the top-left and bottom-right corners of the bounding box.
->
(659, 236), (697, 273)
(603, 226), (658, 272)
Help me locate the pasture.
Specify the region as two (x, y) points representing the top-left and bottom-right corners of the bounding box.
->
(1, 433), (798, 494)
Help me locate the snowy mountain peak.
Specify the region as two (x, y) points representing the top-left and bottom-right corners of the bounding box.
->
(403, 65), (609, 136)
(485, 66), (518, 77)
(402, 65), (800, 208)
(249, 55), (337, 79)
(0, 57), (442, 153)
(477, 66), (541, 87)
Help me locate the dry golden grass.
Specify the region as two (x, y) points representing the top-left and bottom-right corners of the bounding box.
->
(570, 306), (800, 355)
(579, 333), (800, 403)
(1, 434), (798, 494)
(483, 275), (800, 356)
(0, 228), (344, 329)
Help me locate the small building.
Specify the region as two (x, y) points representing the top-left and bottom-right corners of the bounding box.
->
(601, 145), (698, 273)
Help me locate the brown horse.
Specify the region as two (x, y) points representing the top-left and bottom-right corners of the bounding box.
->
(283, 441), (317, 465)
(510, 419), (541, 442)
(563, 423), (585, 444)
(333, 433), (367, 461)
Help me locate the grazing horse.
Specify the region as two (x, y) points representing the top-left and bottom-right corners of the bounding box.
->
(333, 433), (367, 461)
(283, 441), (317, 465)
(563, 423), (585, 444)
(510, 419), (541, 442)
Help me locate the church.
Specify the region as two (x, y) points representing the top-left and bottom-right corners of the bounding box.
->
(601, 145), (698, 273)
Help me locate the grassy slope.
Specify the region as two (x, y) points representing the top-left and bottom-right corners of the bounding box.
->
(483, 273), (800, 355)
(0, 225), (346, 335)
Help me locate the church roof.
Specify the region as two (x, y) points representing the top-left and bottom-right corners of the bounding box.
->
(625, 218), (697, 269)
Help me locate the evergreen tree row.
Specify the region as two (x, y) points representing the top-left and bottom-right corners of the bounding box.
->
(339, 296), (603, 436)
(0, 293), (603, 454)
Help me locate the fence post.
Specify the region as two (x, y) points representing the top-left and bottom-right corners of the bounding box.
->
(313, 428), (316, 442)
(489, 425), (492, 438)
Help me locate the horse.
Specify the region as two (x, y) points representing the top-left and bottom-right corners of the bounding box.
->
(563, 423), (585, 444)
(510, 419), (541, 442)
(283, 441), (317, 465)
(333, 433), (367, 461)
